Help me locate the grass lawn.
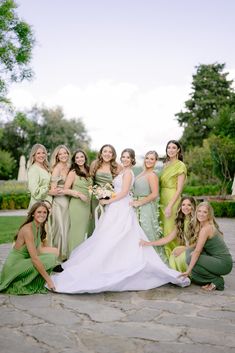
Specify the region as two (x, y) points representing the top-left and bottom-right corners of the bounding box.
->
(0, 216), (25, 244)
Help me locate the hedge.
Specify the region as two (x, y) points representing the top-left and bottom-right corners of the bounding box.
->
(183, 184), (221, 196)
(210, 201), (235, 218)
(0, 193), (30, 210)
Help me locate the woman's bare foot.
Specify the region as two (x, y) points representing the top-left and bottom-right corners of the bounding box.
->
(201, 283), (216, 291)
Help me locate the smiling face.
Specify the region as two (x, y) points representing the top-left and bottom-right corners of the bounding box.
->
(121, 151), (132, 168)
(196, 205), (209, 223)
(101, 146), (113, 163)
(166, 142), (180, 160)
(75, 151), (86, 166)
(57, 147), (69, 163)
(181, 198), (194, 216)
(144, 153), (157, 169)
(34, 147), (47, 164)
(33, 206), (48, 225)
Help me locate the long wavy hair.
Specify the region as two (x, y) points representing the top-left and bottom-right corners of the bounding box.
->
(165, 140), (183, 162)
(194, 201), (223, 239)
(50, 145), (71, 172)
(91, 144), (119, 177)
(28, 144), (49, 171)
(14, 202), (49, 242)
(70, 149), (90, 178)
(175, 196), (197, 245)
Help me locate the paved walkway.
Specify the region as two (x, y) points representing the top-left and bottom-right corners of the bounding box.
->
(0, 217), (234, 353)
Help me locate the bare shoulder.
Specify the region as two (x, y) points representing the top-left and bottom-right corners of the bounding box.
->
(148, 171), (158, 181)
(117, 163), (123, 173)
(20, 223), (33, 240)
(90, 160), (98, 172)
(200, 224), (214, 238)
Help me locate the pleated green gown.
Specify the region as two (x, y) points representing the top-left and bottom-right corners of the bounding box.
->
(0, 222), (57, 295)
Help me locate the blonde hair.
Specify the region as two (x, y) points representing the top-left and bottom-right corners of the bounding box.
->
(144, 150), (158, 169)
(175, 197), (197, 245)
(50, 145), (71, 172)
(194, 201), (223, 238)
(28, 144), (49, 171)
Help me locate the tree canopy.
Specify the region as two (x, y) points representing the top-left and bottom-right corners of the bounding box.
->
(0, 0), (35, 102)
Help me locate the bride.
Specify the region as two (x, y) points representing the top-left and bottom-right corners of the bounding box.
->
(49, 148), (190, 293)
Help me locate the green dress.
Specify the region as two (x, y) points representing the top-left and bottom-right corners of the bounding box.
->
(68, 175), (92, 254)
(50, 176), (70, 261)
(159, 160), (187, 258)
(88, 172), (113, 236)
(27, 164), (52, 209)
(0, 222), (57, 295)
(169, 218), (190, 272)
(133, 175), (167, 263)
(186, 229), (233, 290)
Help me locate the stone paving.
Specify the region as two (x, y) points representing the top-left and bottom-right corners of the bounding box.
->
(0, 217), (234, 353)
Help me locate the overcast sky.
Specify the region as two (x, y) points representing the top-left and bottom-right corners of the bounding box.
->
(8, 0), (235, 157)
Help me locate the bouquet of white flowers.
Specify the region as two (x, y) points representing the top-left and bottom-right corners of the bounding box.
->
(89, 183), (115, 200)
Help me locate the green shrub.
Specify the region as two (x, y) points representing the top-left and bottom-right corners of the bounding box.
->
(183, 184), (221, 196)
(0, 193), (30, 210)
(210, 201), (235, 217)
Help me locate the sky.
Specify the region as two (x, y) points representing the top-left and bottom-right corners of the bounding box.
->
(7, 0), (235, 158)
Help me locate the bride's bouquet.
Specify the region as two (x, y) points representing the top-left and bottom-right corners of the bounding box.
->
(89, 183), (115, 200)
(89, 183), (115, 225)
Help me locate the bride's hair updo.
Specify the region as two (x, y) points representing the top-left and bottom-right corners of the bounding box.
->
(121, 148), (136, 166)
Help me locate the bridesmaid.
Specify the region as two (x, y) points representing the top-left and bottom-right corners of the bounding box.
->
(63, 149), (92, 254)
(27, 144), (59, 209)
(131, 150), (167, 263)
(180, 202), (233, 291)
(0, 202), (58, 294)
(160, 140), (187, 257)
(49, 145), (71, 261)
(88, 144), (122, 234)
(140, 196), (197, 272)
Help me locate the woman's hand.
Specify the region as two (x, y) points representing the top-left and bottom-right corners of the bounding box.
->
(130, 200), (142, 207)
(100, 199), (111, 206)
(164, 205), (172, 218)
(139, 239), (151, 247)
(179, 270), (191, 278)
(172, 246), (186, 257)
(46, 278), (56, 291)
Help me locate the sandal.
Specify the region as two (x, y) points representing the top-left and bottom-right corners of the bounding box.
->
(201, 283), (216, 291)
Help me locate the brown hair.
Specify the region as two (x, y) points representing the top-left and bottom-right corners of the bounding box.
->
(121, 148), (136, 166)
(70, 149), (90, 178)
(91, 144), (119, 177)
(14, 202), (49, 242)
(175, 196), (197, 245)
(165, 140), (183, 162)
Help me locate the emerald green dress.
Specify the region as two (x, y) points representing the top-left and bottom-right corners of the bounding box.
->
(0, 222), (57, 295)
(88, 172), (113, 236)
(186, 229), (233, 290)
(159, 160), (187, 258)
(68, 175), (92, 254)
(133, 174), (167, 263)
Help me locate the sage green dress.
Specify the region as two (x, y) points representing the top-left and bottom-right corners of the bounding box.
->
(68, 175), (92, 254)
(159, 160), (187, 258)
(0, 222), (57, 295)
(133, 175), (167, 263)
(27, 164), (52, 209)
(186, 229), (233, 290)
(50, 176), (70, 261)
(88, 172), (113, 236)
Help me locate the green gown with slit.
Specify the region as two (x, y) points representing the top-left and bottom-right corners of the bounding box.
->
(0, 222), (57, 295)
(68, 175), (92, 254)
(186, 229), (233, 290)
(133, 174), (167, 263)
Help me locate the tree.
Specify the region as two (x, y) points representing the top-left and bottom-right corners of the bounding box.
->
(0, 149), (16, 179)
(175, 63), (235, 150)
(211, 105), (235, 141)
(0, 0), (35, 102)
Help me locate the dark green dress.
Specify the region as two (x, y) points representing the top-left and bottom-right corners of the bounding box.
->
(0, 222), (57, 295)
(186, 229), (233, 290)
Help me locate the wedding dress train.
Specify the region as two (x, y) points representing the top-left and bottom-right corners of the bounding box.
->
(50, 171), (190, 293)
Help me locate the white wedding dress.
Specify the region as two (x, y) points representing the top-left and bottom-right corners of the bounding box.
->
(50, 170), (190, 293)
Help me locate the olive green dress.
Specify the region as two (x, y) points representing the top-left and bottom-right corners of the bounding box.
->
(27, 164), (52, 209)
(133, 175), (167, 263)
(159, 160), (187, 258)
(68, 175), (92, 254)
(0, 222), (57, 295)
(88, 172), (113, 236)
(50, 176), (70, 261)
(186, 229), (233, 290)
